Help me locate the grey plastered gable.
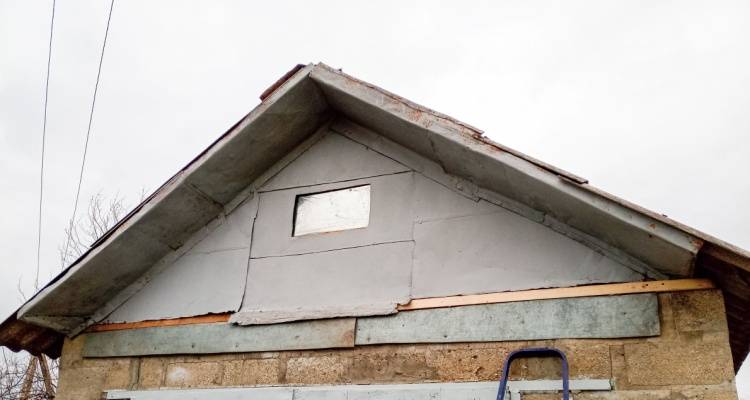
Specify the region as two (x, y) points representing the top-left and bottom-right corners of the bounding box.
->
(97, 119), (645, 326)
(230, 119), (644, 325)
(259, 131), (410, 191)
(11, 64), (749, 364)
(100, 194), (258, 323)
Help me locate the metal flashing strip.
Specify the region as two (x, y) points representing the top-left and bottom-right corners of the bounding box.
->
(83, 294), (658, 358)
(83, 318), (355, 358)
(106, 380), (612, 400)
(357, 294), (659, 345)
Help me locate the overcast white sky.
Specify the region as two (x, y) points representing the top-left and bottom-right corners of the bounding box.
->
(1, 0), (749, 395)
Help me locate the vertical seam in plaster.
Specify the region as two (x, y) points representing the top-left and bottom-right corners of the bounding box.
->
(88, 214), (230, 328)
(129, 358), (141, 390)
(236, 192), (261, 314)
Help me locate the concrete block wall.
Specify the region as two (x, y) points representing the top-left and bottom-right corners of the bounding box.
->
(55, 290), (738, 399)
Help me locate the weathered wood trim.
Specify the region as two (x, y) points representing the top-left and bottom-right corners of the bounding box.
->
(357, 294), (660, 345)
(85, 313), (231, 333)
(398, 279), (714, 311)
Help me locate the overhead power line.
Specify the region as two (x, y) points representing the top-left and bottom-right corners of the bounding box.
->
(35, 0), (56, 291)
(61, 0), (116, 267)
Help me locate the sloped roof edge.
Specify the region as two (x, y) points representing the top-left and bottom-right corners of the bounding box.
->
(2, 63), (749, 363)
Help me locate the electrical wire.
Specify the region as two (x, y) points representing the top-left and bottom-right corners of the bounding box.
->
(61, 0), (116, 267)
(35, 0), (56, 290)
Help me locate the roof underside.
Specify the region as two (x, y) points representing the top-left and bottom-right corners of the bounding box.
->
(2, 63), (749, 369)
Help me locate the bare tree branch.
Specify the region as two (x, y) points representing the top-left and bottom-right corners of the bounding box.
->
(2, 191), (140, 399)
(58, 192), (130, 269)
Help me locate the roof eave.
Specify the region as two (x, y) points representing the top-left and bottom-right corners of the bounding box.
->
(4, 63), (749, 364)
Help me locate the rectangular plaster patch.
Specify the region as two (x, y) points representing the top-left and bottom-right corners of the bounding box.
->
(250, 173), (414, 258)
(233, 241), (413, 325)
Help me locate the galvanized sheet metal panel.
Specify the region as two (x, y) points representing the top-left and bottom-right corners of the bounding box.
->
(355, 294), (659, 345)
(106, 381), (611, 400)
(83, 318), (355, 358)
(293, 185), (371, 236)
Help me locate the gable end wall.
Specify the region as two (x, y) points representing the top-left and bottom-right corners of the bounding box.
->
(55, 290), (737, 399)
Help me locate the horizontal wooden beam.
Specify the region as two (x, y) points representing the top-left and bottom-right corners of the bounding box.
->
(398, 279), (715, 311)
(86, 279), (713, 332)
(85, 313), (230, 333)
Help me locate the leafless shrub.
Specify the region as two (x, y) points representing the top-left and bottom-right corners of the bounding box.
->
(58, 191), (131, 269)
(0, 349), (57, 400)
(2, 191), (144, 399)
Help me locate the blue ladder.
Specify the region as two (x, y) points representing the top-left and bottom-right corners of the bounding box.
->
(496, 347), (570, 400)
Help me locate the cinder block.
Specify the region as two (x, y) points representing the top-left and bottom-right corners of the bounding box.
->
(624, 342), (734, 386)
(553, 341), (612, 379)
(56, 365), (107, 400)
(165, 361), (223, 387)
(101, 359), (134, 390)
(60, 336), (85, 368)
(138, 357), (166, 388)
(285, 355), (352, 385)
(672, 290), (728, 334)
(349, 347), (438, 383)
(222, 358), (281, 386)
(656, 293), (678, 340)
(424, 345), (509, 381)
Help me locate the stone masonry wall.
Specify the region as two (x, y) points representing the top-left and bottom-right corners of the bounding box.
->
(55, 290), (738, 399)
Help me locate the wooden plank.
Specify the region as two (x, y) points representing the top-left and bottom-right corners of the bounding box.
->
(83, 318), (355, 358)
(85, 313), (231, 333)
(398, 279), (714, 311)
(357, 294), (660, 345)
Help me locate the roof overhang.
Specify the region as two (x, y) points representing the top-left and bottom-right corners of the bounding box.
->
(3, 63), (749, 367)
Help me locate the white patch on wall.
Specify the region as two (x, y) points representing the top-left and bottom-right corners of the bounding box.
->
(293, 185), (371, 236)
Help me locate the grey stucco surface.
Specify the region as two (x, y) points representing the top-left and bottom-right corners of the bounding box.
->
(250, 172), (416, 258)
(411, 180), (644, 298)
(102, 198), (257, 323)
(233, 241), (413, 324)
(260, 132), (409, 192)
(97, 121), (645, 325)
